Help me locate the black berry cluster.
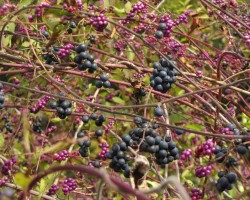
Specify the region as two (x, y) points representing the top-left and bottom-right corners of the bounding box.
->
(0, 83), (5, 110)
(49, 94), (72, 119)
(32, 117), (42, 133)
(106, 142), (131, 178)
(83, 113), (106, 127)
(67, 21), (76, 34)
(42, 53), (57, 65)
(87, 35), (96, 45)
(74, 44), (98, 73)
(77, 131), (91, 158)
(2, 115), (13, 133)
(150, 57), (178, 93)
(95, 74), (111, 88)
(216, 172), (237, 193)
(214, 146), (228, 163)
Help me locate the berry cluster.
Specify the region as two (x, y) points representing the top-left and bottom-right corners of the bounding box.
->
(225, 156), (237, 168)
(0, 83), (5, 110)
(45, 125), (57, 136)
(150, 58), (178, 93)
(42, 53), (57, 64)
(95, 74), (111, 88)
(2, 115), (13, 133)
(235, 144), (248, 155)
(0, 3), (17, 16)
(222, 123), (239, 135)
(89, 14), (108, 32)
(105, 120), (115, 134)
(54, 150), (69, 162)
(32, 117), (42, 133)
(49, 95), (72, 119)
(1, 158), (16, 175)
(62, 178), (77, 195)
(216, 172), (237, 192)
(214, 146), (227, 163)
(106, 142), (131, 178)
(0, 177), (8, 187)
(98, 142), (109, 160)
(74, 44), (98, 73)
(87, 35), (96, 45)
(47, 184), (60, 195)
(88, 161), (102, 168)
(30, 95), (51, 114)
(195, 165), (212, 178)
(57, 43), (74, 59)
(195, 139), (216, 158)
(190, 188), (204, 200)
(67, 21), (77, 34)
(35, 2), (50, 18)
(178, 149), (192, 165)
(155, 16), (174, 38)
(89, 113), (106, 126)
(77, 131), (91, 158)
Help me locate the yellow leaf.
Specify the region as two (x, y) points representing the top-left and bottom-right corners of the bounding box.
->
(14, 173), (32, 190)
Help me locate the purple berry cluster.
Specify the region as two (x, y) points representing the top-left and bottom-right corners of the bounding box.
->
(105, 120), (115, 134)
(155, 15), (174, 38)
(173, 11), (190, 26)
(63, 3), (76, 13)
(0, 177), (8, 187)
(120, 1), (148, 24)
(30, 95), (51, 114)
(56, 43), (74, 59)
(35, 2), (50, 18)
(90, 14), (108, 32)
(221, 123), (239, 135)
(1, 158), (16, 175)
(98, 142), (109, 160)
(0, 3), (17, 16)
(196, 70), (202, 78)
(54, 150), (69, 162)
(195, 139), (216, 158)
(190, 188), (204, 200)
(47, 184), (60, 195)
(195, 165), (212, 178)
(178, 149), (192, 165)
(133, 73), (146, 79)
(62, 178), (77, 195)
(12, 77), (20, 85)
(76, 0), (83, 11)
(45, 125), (57, 136)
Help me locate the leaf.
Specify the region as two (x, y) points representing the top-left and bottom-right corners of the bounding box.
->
(0, 133), (4, 149)
(19, 0), (34, 8)
(14, 173), (32, 190)
(112, 97), (125, 104)
(147, 180), (159, 188)
(125, 1), (132, 13)
(37, 141), (71, 157)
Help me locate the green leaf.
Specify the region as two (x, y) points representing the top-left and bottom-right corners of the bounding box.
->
(125, 1), (132, 13)
(19, 0), (34, 8)
(14, 173), (32, 190)
(112, 97), (125, 104)
(0, 133), (4, 149)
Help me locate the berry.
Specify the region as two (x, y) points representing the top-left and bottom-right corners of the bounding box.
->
(77, 131), (85, 138)
(103, 81), (111, 88)
(75, 44), (87, 53)
(100, 74), (109, 82)
(90, 113), (98, 120)
(155, 31), (163, 39)
(154, 107), (164, 117)
(95, 81), (103, 88)
(175, 129), (184, 135)
(236, 145), (247, 154)
(82, 116), (89, 123)
(226, 172), (237, 183)
(95, 129), (103, 137)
